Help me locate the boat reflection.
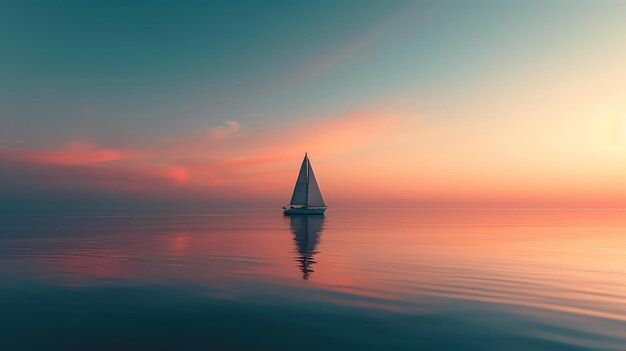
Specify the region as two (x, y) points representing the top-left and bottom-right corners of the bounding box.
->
(289, 215), (325, 280)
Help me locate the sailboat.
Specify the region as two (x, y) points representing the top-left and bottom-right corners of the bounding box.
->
(283, 153), (327, 215)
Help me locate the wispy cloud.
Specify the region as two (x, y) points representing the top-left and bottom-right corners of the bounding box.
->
(273, 2), (442, 92)
(207, 120), (241, 141)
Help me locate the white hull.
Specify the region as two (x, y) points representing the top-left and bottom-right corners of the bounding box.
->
(283, 207), (326, 215)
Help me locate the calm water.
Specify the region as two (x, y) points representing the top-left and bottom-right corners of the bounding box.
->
(1, 209), (626, 350)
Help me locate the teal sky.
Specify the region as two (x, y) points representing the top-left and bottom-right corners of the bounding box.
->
(2, 1), (626, 211)
(3, 0), (623, 145)
(2, 0), (416, 145)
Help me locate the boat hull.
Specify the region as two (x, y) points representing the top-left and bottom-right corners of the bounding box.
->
(283, 207), (326, 215)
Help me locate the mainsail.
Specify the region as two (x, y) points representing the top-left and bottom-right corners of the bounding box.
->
(289, 154), (326, 207)
(306, 161), (325, 207)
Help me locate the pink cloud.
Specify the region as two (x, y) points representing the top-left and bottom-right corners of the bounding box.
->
(0, 108), (414, 206)
(166, 166), (190, 184)
(0, 142), (134, 165)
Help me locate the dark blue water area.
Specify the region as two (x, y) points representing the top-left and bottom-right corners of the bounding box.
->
(0, 283), (587, 351)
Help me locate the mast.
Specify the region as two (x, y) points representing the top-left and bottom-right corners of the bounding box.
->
(305, 153), (309, 208)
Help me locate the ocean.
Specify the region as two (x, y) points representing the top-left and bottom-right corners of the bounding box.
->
(1, 209), (625, 350)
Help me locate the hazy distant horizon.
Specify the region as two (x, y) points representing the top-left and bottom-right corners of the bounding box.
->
(6, 196), (626, 217)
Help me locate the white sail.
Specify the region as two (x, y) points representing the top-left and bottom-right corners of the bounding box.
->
(306, 160), (325, 207)
(290, 157), (308, 206)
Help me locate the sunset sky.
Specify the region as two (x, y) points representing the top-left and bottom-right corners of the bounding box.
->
(2, 0), (626, 211)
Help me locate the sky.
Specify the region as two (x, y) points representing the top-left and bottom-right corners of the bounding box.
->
(2, 0), (626, 211)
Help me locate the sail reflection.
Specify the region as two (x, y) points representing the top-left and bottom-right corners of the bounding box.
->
(289, 215), (325, 280)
